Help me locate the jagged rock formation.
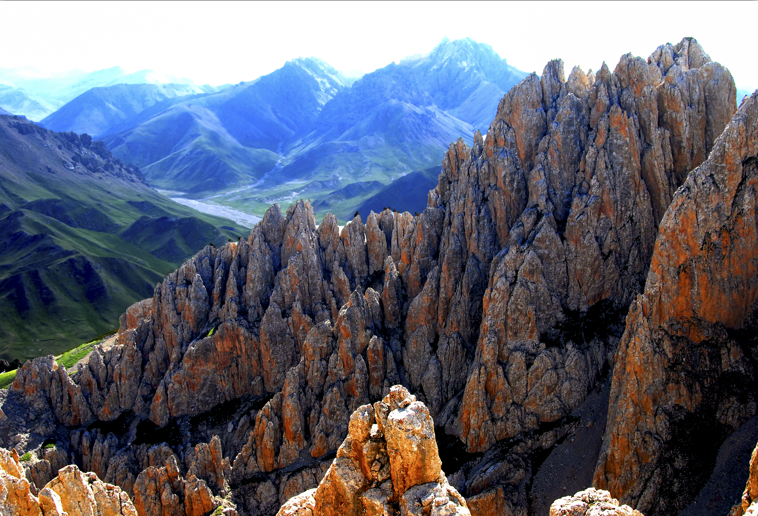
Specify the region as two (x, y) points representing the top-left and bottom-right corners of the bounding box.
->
(25, 443), (70, 491)
(454, 36), (735, 454)
(276, 385), (470, 516)
(550, 488), (642, 516)
(0, 446), (137, 515)
(0, 38), (741, 516)
(594, 89), (758, 514)
(732, 441), (758, 516)
(132, 453), (223, 516)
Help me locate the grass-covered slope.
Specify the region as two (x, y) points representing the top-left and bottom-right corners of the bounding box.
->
(105, 102), (280, 195)
(0, 115), (247, 360)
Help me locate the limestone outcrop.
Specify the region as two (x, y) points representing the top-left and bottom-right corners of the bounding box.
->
(276, 385), (469, 516)
(0, 37), (743, 516)
(594, 92), (758, 514)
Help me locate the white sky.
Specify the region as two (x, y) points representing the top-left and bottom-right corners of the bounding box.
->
(1, 1), (756, 91)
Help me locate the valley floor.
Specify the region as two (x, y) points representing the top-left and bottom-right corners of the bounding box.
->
(157, 190), (262, 228)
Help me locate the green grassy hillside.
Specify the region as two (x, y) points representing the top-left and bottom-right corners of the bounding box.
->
(0, 115), (247, 360)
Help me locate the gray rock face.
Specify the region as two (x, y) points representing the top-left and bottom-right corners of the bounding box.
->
(594, 91), (758, 515)
(0, 38), (740, 516)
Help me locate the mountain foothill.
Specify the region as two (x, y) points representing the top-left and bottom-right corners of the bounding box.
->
(0, 114), (246, 360)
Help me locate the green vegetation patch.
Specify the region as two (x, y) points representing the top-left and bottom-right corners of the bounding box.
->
(0, 369), (17, 390)
(57, 340), (101, 371)
(0, 328), (117, 389)
(20, 452), (32, 462)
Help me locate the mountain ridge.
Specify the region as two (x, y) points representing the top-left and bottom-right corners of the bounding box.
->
(0, 66), (214, 121)
(41, 83), (209, 138)
(45, 39), (527, 223)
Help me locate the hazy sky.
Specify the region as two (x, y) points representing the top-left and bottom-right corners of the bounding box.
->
(2, 1), (756, 91)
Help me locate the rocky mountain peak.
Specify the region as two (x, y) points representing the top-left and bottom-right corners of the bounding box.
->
(284, 57), (348, 101)
(406, 37), (527, 120)
(276, 385), (470, 516)
(425, 37), (501, 67)
(648, 37), (711, 75)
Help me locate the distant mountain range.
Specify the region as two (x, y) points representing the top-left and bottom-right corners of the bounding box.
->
(0, 66), (215, 121)
(0, 114), (246, 360)
(98, 57), (349, 196)
(41, 83), (207, 138)
(38, 38), (528, 222)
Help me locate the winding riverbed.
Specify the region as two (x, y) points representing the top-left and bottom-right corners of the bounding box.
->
(158, 191), (262, 228)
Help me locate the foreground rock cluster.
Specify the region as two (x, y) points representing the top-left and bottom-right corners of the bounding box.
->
(277, 385), (469, 516)
(0, 37), (756, 516)
(0, 446), (137, 515)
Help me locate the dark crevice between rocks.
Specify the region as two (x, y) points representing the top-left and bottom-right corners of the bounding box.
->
(189, 391), (275, 443)
(680, 414), (758, 516)
(190, 397), (243, 435)
(362, 270), (385, 295)
(528, 378), (611, 516)
(229, 472), (269, 489)
(279, 448), (336, 478)
(134, 417), (184, 448)
(459, 413), (579, 501)
(540, 299), (626, 349)
(652, 408), (733, 516)
(86, 409), (135, 438)
(555, 215), (568, 237)
(436, 431), (483, 475)
(648, 317), (758, 516)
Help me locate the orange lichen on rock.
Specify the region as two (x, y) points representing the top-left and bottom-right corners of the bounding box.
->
(0, 447), (137, 516)
(277, 385), (469, 516)
(595, 90), (758, 513)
